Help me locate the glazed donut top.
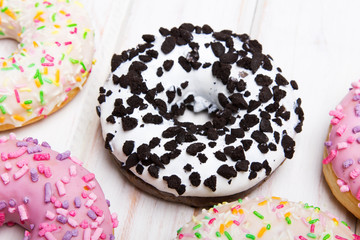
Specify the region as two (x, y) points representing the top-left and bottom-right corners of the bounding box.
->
(98, 24), (304, 198)
(176, 197), (357, 240)
(324, 81), (360, 202)
(0, 0), (94, 127)
(0, 134), (117, 239)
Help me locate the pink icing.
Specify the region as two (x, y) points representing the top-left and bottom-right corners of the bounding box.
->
(0, 136), (116, 239)
(326, 83), (360, 201)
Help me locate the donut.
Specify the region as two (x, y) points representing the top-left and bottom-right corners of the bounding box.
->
(0, 0), (94, 130)
(175, 196), (358, 240)
(0, 134), (117, 239)
(323, 80), (360, 219)
(98, 23), (304, 207)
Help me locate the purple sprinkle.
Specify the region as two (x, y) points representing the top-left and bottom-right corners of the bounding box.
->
(56, 150), (71, 161)
(57, 215), (68, 224)
(62, 200), (69, 209)
(25, 137), (33, 142)
(27, 145), (42, 154)
(30, 168), (39, 182)
(355, 104), (360, 117)
(343, 159), (354, 169)
(44, 182), (52, 203)
(16, 141), (28, 147)
(41, 141), (51, 148)
(353, 126), (360, 134)
(32, 139), (38, 145)
(9, 199), (16, 207)
(0, 200), (7, 210)
(23, 197), (29, 204)
(353, 95), (360, 101)
(23, 237), (30, 240)
(324, 141), (332, 147)
(74, 197), (81, 208)
(62, 231), (72, 240)
(72, 230), (78, 237)
(110, 234), (115, 240)
(87, 210), (97, 220)
(106, 199), (111, 207)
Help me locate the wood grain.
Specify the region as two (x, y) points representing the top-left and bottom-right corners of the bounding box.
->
(1, 0), (360, 239)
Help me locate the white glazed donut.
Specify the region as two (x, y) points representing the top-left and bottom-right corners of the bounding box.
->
(175, 196), (358, 240)
(98, 24), (304, 207)
(0, 0), (94, 130)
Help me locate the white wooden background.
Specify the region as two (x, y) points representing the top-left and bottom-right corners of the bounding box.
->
(1, 0), (360, 239)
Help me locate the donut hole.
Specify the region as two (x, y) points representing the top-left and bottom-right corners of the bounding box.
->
(0, 38), (19, 59)
(0, 224), (23, 239)
(177, 109), (211, 125)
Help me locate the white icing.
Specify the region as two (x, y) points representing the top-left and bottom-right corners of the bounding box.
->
(0, 0), (94, 127)
(100, 28), (302, 197)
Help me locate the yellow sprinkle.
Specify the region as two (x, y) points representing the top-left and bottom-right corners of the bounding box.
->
(66, 19), (72, 24)
(238, 209), (244, 215)
(81, 71), (88, 78)
(225, 221), (233, 228)
(43, 67), (48, 75)
(306, 217), (311, 222)
(92, 59), (97, 65)
(51, 31), (59, 35)
(314, 208), (320, 213)
(66, 45), (73, 54)
(258, 200), (268, 206)
(54, 24), (61, 28)
(0, 0), (3, 7)
(19, 88), (32, 92)
(332, 218), (339, 226)
(74, 1), (84, 7)
(22, 48), (27, 52)
(279, 201), (288, 205)
(231, 209), (238, 215)
(33, 41), (38, 48)
(55, 69), (60, 83)
(2, 62), (7, 67)
(59, 10), (67, 15)
(0, 116), (4, 123)
(257, 227), (266, 238)
(75, 76), (82, 82)
(219, 224), (225, 234)
(284, 212), (291, 218)
(271, 196), (281, 200)
(21, 103), (31, 110)
(13, 115), (25, 121)
(5, 9), (16, 20)
(35, 79), (41, 88)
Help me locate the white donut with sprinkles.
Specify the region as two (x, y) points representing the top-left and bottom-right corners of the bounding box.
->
(98, 24), (304, 207)
(0, 0), (94, 130)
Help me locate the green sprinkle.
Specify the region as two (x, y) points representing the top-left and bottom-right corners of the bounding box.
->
(253, 211), (264, 220)
(195, 232), (202, 239)
(314, 207), (320, 211)
(308, 219), (319, 224)
(20, 43), (24, 48)
(285, 216), (291, 224)
(35, 2), (39, 7)
(1, 67), (14, 71)
(24, 100), (32, 105)
(41, 57), (45, 64)
(12, 64), (19, 70)
(37, 26), (45, 30)
(266, 224), (271, 230)
(20, 53), (26, 57)
(193, 224), (202, 230)
(224, 231), (232, 240)
(307, 233), (317, 239)
(52, 13), (56, 22)
(69, 58), (79, 64)
(204, 216), (210, 220)
(80, 61), (86, 71)
(67, 23), (77, 27)
(1, 7), (8, 12)
(341, 220), (348, 227)
(83, 31), (88, 39)
(323, 234), (330, 240)
(28, 63), (35, 68)
(245, 234), (255, 239)
(61, 54), (65, 61)
(46, 4), (53, 8)
(238, 199), (243, 203)
(26, 109), (33, 113)
(176, 228), (182, 234)
(38, 72), (43, 85)
(34, 69), (39, 79)
(0, 105), (6, 114)
(44, 78), (53, 84)
(0, 31), (5, 36)
(304, 203), (310, 209)
(0, 96), (7, 103)
(21, 27), (25, 34)
(215, 232), (221, 237)
(40, 91), (44, 105)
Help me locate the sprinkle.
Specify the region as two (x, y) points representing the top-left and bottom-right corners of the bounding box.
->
(208, 218), (216, 225)
(323, 234), (330, 240)
(56, 180), (66, 196)
(335, 236), (347, 240)
(14, 165), (29, 180)
(246, 234), (256, 239)
(350, 168), (360, 179)
(4, 9), (16, 20)
(266, 224), (271, 230)
(14, 89), (20, 103)
(257, 227), (266, 238)
(225, 221), (233, 228)
(193, 224), (201, 230)
(57, 215), (68, 224)
(34, 153), (50, 161)
(18, 204), (28, 221)
(299, 236), (307, 240)
(44, 232), (57, 240)
(194, 232), (201, 239)
(285, 216), (291, 224)
(215, 232), (221, 237)
(82, 173), (95, 183)
(1, 172), (9, 184)
(45, 210), (55, 220)
(8, 146), (27, 159)
(323, 150), (337, 164)
(224, 231), (232, 240)
(0, 96), (6, 103)
(44, 182), (52, 203)
(87, 210), (97, 220)
(219, 224), (225, 234)
(329, 110), (344, 119)
(308, 219), (319, 224)
(336, 125), (346, 136)
(258, 200), (267, 206)
(337, 142), (348, 150)
(253, 211), (264, 219)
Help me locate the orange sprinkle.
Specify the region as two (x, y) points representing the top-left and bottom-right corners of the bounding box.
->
(219, 224), (225, 234)
(0, 117), (4, 123)
(21, 103), (31, 110)
(238, 209), (244, 214)
(231, 208), (238, 215)
(5, 9), (16, 20)
(33, 41), (38, 48)
(13, 115), (25, 122)
(279, 201), (288, 205)
(54, 24), (61, 28)
(0, 0), (3, 7)
(258, 200), (268, 206)
(284, 212), (291, 218)
(2, 62), (7, 67)
(75, 76), (82, 82)
(35, 79), (41, 88)
(55, 69), (60, 83)
(33, 11), (44, 21)
(0, 15), (2, 25)
(257, 227), (266, 238)
(17, 33), (21, 37)
(43, 67), (48, 75)
(225, 221), (233, 228)
(332, 218), (339, 226)
(271, 196), (281, 200)
(59, 10), (67, 15)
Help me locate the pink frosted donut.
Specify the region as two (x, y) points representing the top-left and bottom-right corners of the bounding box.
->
(0, 134), (117, 239)
(323, 80), (360, 219)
